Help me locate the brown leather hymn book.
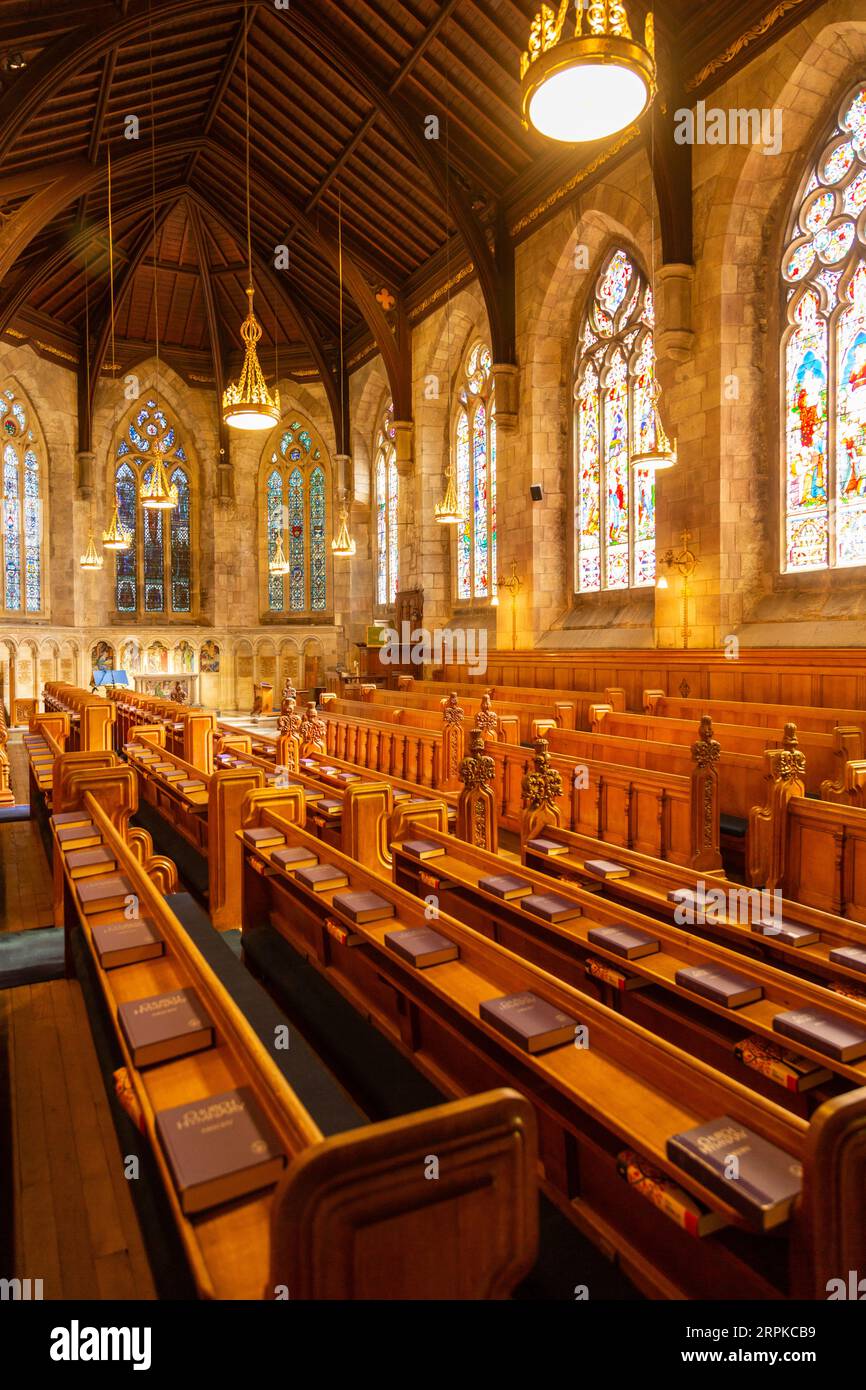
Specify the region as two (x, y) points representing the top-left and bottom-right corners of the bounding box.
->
(520, 892), (581, 925)
(271, 845), (319, 871)
(77, 875), (136, 915)
(772, 1006), (866, 1061)
(56, 822), (101, 850)
(51, 810), (93, 829)
(118, 987), (214, 1067)
(587, 924), (660, 960)
(583, 859), (630, 880)
(666, 1116), (802, 1231)
(65, 846), (117, 880)
(155, 1087), (285, 1215)
(91, 918), (164, 970)
(295, 863), (350, 893)
(525, 837), (568, 857)
(478, 874), (532, 901)
(829, 945), (866, 975)
(385, 927), (459, 968)
(675, 964), (763, 1009)
(752, 918), (819, 947)
(399, 839), (445, 861)
(480, 992), (578, 1053)
(332, 890), (395, 924)
(243, 826), (286, 851)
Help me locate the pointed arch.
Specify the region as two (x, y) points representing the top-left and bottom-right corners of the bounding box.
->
(258, 413), (332, 618)
(574, 246), (656, 592)
(781, 80), (866, 573)
(1, 379), (48, 617)
(108, 393), (199, 618)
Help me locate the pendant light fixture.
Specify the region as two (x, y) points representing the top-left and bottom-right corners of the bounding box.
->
(434, 107), (463, 527)
(100, 192), (131, 549)
(520, 2), (656, 144)
(332, 192), (356, 558)
(80, 529), (103, 571)
(222, 5), (280, 431)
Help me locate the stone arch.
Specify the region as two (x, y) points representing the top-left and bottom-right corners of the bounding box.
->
(709, 0), (866, 631)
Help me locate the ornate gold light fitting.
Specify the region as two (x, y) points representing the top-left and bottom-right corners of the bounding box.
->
(521, 1), (656, 143)
(80, 531), (103, 571)
(141, 455), (179, 510)
(102, 496), (131, 550)
(434, 462), (462, 525)
(269, 530), (291, 575)
(331, 501), (356, 558)
(222, 286), (281, 431)
(632, 373), (677, 472)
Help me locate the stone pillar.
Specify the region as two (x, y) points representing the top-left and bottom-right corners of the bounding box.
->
(492, 364), (519, 430)
(76, 450), (96, 499)
(656, 264), (695, 365)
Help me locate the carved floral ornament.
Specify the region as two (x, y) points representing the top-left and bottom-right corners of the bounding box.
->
(299, 702), (326, 744)
(474, 691), (499, 736)
(443, 692), (465, 727)
(691, 715), (721, 769)
(769, 722), (807, 783)
(521, 737), (564, 813)
(459, 729), (495, 791)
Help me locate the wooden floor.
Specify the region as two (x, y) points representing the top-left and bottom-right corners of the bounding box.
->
(1, 978), (156, 1299)
(1, 738), (52, 934)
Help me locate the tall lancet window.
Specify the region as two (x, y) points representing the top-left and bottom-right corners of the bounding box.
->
(374, 399), (398, 606)
(454, 342), (497, 601)
(261, 417), (331, 616)
(574, 248), (656, 591)
(112, 399), (193, 616)
(782, 82), (866, 572)
(1, 387), (45, 615)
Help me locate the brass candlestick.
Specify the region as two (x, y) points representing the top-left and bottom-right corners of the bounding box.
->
(657, 529), (698, 649)
(494, 560), (523, 652)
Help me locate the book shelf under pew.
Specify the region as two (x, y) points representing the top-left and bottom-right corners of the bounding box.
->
(235, 799), (866, 1299)
(386, 816), (866, 1107)
(520, 821), (866, 1001)
(54, 781), (538, 1300)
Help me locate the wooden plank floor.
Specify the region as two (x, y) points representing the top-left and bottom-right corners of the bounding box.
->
(1, 979), (156, 1299)
(1, 738), (53, 934)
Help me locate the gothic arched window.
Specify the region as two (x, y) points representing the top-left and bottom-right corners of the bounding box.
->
(782, 81), (866, 572)
(261, 417), (330, 616)
(454, 342), (496, 601)
(1, 387), (45, 615)
(574, 248), (656, 591)
(112, 399), (193, 616)
(375, 399), (398, 606)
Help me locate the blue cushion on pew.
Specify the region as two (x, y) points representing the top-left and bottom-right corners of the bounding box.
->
(0, 804), (30, 823)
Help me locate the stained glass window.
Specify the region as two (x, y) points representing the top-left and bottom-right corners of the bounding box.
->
(310, 466), (326, 612)
(112, 399), (193, 615)
(782, 81), (866, 571)
(267, 468), (284, 611)
(262, 414), (329, 614)
(374, 400), (398, 606)
(575, 248), (656, 591)
(1, 388), (43, 614)
(454, 342), (496, 601)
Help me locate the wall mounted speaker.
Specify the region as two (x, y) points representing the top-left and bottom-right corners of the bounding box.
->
(530, 483), (543, 502)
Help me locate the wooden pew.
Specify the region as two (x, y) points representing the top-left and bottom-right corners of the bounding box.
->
(53, 768), (537, 1299)
(0, 701), (15, 806)
(388, 821), (866, 1129)
(399, 675), (626, 726)
(485, 729), (722, 869)
(323, 693), (519, 747)
(236, 798), (866, 1299)
(590, 704), (862, 800)
(42, 681), (114, 752)
(644, 687), (866, 739)
(364, 684), (569, 742)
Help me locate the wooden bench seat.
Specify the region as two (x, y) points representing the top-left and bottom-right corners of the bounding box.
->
(398, 676), (625, 727)
(644, 688), (866, 739)
(51, 768), (538, 1300)
(361, 685), (567, 742)
(235, 799), (866, 1299)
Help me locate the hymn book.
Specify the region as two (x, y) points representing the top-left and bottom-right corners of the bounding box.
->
(675, 964), (763, 1009)
(666, 1116), (803, 1230)
(118, 987), (214, 1067)
(56, 822), (101, 850)
(295, 863), (350, 893)
(399, 839), (445, 861)
(772, 1006), (866, 1061)
(752, 918), (819, 947)
(332, 890), (395, 924)
(155, 1086), (285, 1215)
(733, 1035), (831, 1093)
(243, 827), (286, 851)
(617, 1148), (728, 1237)
(587, 924), (660, 960)
(77, 875), (136, 915)
(583, 859), (630, 880)
(478, 874), (532, 901)
(525, 837), (568, 857)
(829, 945), (866, 976)
(271, 845), (319, 871)
(480, 992), (577, 1053)
(385, 927), (459, 968)
(520, 892), (581, 924)
(91, 918), (164, 970)
(65, 846), (117, 880)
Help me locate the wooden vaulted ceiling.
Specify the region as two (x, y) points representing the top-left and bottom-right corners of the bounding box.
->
(0, 0), (829, 410)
